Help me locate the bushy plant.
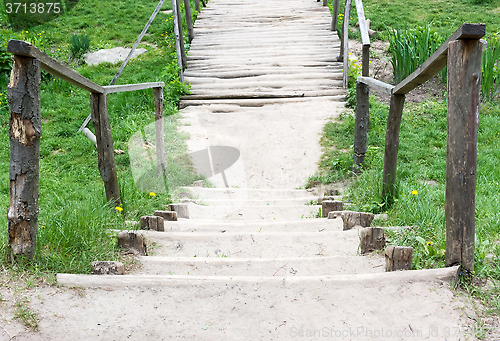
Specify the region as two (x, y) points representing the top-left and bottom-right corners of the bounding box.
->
(69, 33), (90, 59)
(387, 25), (444, 83)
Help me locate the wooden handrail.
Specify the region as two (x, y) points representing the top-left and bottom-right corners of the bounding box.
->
(393, 23), (485, 95)
(103, 82), (165, 94)
(8, 40), (105, 94)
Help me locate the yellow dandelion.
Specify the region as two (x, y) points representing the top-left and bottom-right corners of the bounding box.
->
(411, 190), (418, 195)
(426, 241), (434, 245)
(150, 192), (156, 197)
(40, 225), (45, 229)
(115, 206), (123, 212)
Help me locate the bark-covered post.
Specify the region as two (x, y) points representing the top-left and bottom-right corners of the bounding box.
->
(382, 94), (405, 200)
(90, 93), (121, 206)
(7, 55), (41, 260)
(353, 80), (369, 172)
(340, 0), (352, 87)
(183, 0), (195, 43)
(195, 0), (201, 12)
(153, 87), (166, 174)
(445, 38), (482, 272)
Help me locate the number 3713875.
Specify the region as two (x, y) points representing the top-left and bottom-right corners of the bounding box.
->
(6, 3), (61, 14)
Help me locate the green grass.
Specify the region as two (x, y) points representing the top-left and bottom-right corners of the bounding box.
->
(0, 0), (203, 274)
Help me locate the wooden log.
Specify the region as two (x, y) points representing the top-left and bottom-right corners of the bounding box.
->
(331, 0), (340, 32)
(117, 231), (147, 255)
(140, 216), (165, 231)
(445, 38), (482, 272)
(362, 44), (369, 77)
(183, 0), (195, 43)
(357, 76), (394, 96)
(169, 203), (189, 219)
(195, 0), (201, 12)
(353, 80), (369, 172)
(175, 0), (187, 70)
(321, 201), (343, 217)
(153, 87), (167, 175)
(90, 93), (121, 205)
(171, 0), (185, 80)
(385, 245), (413, 271)
(328, 211), (375, 230)
(103, 82), (165, 94)
(7, 40), (104, 94)
(359, 227), (385, 254)
(323, 0), (328, 6)
(381, 94), (406, 200)
(7, 55), (41, 260)
(340, 0), (352, 87)
(155, 210), (178, 221)
(91, 261), (124, 275)
(354, 0), (370, 49)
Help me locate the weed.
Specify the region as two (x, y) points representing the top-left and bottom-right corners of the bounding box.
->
(14, 298), (39, 330)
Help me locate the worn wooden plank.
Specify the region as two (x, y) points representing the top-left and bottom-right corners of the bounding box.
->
(445, 39), (482, 272)
(353, 81), (369, 172)
(357, 76), (394, 95)
(7, 55), (41, 260)
(354, 0), (370, 47)
(103, 82), (165, 94)
(153, 87), (167, 174)
(90, 93), (121, 205)
(362, 45), (370, 77)
(183, 0), (195, 43)
(8, 40), (104, 94)
(393, 23), (485, 95)
(381, 94), (406, 199)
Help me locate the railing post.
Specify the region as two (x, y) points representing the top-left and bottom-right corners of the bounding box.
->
(183, 0), (195, 43)
(173, 0), (187, 71)
(7, 55), (41, 260)
(153, 87), (167, 174)
(332, 0), (340, 31)
(195, 0), (201, 12)
(90, 93), (121, 206)
(353, 80), (369, 172)
(172, 0), (185, 82)
(445, 38), (482, 272)
(381, 94), (405, 200)
(340, 0), (352, 87)
(323, 0), (328, 6)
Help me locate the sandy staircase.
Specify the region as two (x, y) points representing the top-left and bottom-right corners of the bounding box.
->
(54, 0), (469, 339)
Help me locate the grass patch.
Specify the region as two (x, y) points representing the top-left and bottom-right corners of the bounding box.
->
(0, 0), (203, 274)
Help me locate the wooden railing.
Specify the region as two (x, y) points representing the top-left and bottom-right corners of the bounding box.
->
(348, 22), (485, 271)
(7, 40), (165, 259)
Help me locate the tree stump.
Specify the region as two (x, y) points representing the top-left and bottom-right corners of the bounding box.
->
(359, 227), (385, 254)
(335, 211), (375, 230)
(385, 245), (413, 271)
(117, 231), (147, 255)
(140, 216), (164, 231)
(169, 203), (189, 219)
(91, 261), (124, 275)
(155, 210), (178, 221)
(322, 201), (343, 217)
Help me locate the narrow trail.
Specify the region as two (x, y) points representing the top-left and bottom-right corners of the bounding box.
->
(7, 1), (471, 340)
